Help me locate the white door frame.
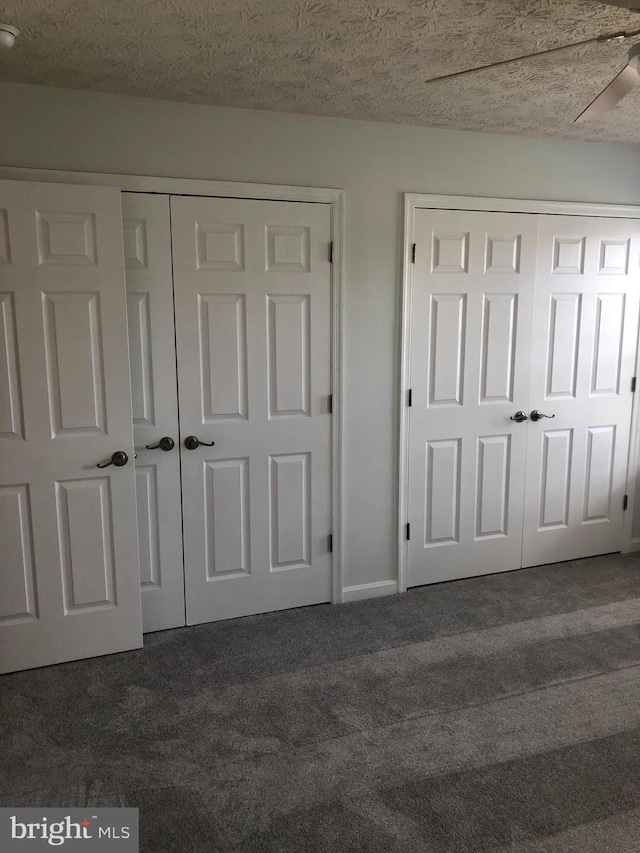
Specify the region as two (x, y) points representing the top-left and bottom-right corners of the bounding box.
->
(400, 193), (640, 593)
(0, 166), (345, 604)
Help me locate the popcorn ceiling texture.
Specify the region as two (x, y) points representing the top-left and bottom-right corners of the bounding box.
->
(2, 0), (640, 143)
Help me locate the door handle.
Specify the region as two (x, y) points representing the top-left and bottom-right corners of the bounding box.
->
(510, 411), (528, 423)
(530, 409), (555, 422)
(184, 435), (215, 450)
(96, 450), (129, 468)
(145, 436), (175, 452)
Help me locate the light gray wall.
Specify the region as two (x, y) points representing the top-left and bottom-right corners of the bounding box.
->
(2, 83), (640, 588)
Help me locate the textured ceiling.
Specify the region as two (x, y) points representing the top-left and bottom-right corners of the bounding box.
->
(2, 0), (640, 144)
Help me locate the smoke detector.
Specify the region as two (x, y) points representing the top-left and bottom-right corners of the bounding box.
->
(0, 25), (19, 50)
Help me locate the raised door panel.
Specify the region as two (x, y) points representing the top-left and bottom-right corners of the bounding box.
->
(599, 238), (629, 275)
(43, 292), (106, 436)
(591, 294), (624, 396)
(432, 231), (469, 273)
(36, 211), (97, 266)
(56, 478), (116, 612)
(267, 295), (310, 417)
(424, 439), (460, 546)
(485, 234), (521, 274)
(122, 192), (185, 634)
(266, 226), (310, 272)
(0, 209), (10, 263)
(480, 294), (517, 404)
(0, 179), (141, 674)
(135, 465), (161, 589)
(123, 217), (148, 270)
(205, 457), (250, 578)
(196, 222), (244, 271)
(0, 484), (37, 624)
(199, 294), (248, 421)
(0, 292), (23, 440)
(475, 435), (510, 539)
(269, 453), (311, 568)
(127, 292), (154, 426)
(546, 294), (581, 399)
(428, 294), (466, 407)
(538, 429), (573, 529)
(583, 425), (615, 524)
(552, 236), (585, 275)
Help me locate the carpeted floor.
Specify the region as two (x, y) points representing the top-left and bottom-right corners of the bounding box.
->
(3, 554), (640, 852)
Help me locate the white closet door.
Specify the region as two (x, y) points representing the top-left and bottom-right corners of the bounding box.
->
(171, 196), (332, 624)
(407, 209), (538, 586)
(522, 215), (640, 566)
(122, 193), (185, 632)
(0, 180), (142, 673)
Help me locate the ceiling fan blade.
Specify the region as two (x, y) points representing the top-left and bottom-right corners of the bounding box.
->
(575, 52), (640, 122)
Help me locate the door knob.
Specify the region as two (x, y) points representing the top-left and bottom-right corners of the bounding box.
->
(184, 435), (215, 450)
(510, 411), (528, 423)
(96, 450), (129, 468)
(530, 410), (555, 422)
(145, 436), (175, 452)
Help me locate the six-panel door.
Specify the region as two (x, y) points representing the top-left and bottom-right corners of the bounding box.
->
(0, 180), (142, 673)
(171, 196), (332, 624)
(122, 193), (185, 632)
(408, 209), (538, 586)
(522, 215), (640, 566)
(408, 208), (640, 588)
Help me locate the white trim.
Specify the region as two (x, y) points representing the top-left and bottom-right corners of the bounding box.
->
(330, 191), (346, 604)
(342, 580), (399, 603)
(404, 192), (640, 220)
(0, 165), (343, 203)
(0, 165), (345, 603)
(400, 192), (640, 591)
(398, 193), (415, 594)
(623, 320), (640, 552)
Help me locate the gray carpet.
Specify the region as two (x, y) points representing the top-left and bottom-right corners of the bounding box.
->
(3, 554), (640, 852)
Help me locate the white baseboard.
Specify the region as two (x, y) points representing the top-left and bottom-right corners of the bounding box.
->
(623, 540), (640, 553)
(342, 580), (399, 603)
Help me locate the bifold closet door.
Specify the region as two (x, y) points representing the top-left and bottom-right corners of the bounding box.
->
(522, 215), (640, 567)
(407, 208), (538, 587)
(122, 193), (185, 633)
(0, 180), (142, 673)
(171, 196), (332, 624)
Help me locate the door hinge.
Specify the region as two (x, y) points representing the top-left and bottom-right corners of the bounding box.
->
(411, 243), (416, 263)
(408, 388), (412, 407)
(632, 377), (637, 393)
(328, 533), (333, 552)
(329, 242), (334, 263)
(406, 522), (411, 540)
(328, 394), (333, 414)
(624, 494), (629, 511)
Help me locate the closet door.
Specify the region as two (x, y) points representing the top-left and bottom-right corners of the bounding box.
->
(0, 180), (142, 673)
(522, 215), (640, 566)
(407, 206), (640, 588)
(407, 208), (538, 586)
(123, 193), (185, 632)
(171, 196), (332, 624)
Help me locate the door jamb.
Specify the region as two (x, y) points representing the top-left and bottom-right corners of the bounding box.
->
(400, 192), (640, 593)
(0, 166), (345, 603)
